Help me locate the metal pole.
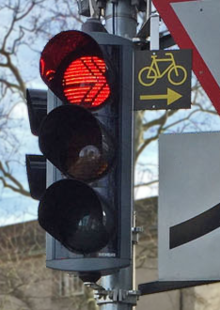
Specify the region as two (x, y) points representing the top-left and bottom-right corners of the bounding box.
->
(105, 0), (137, 38)
(99, 1), (137, 310)
(150, 15), (159, 50)
(146, 0), (151, 21)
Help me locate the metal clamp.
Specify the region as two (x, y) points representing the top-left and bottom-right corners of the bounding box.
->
(95, 288), (141, 305)
(132, 226), (144, 244)
(84, 282), (141, 306)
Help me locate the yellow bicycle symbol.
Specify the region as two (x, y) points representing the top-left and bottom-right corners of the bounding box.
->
(138, 52), (187, 87)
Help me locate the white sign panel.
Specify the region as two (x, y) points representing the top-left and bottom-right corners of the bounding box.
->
(159, 132), (220, 280)
(172, 0), (220, 88)
(153, 0), (220, 115)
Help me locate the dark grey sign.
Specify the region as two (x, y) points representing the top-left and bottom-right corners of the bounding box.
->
(134, 49), (192, 110)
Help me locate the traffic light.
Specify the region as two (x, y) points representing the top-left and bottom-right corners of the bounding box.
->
(26, 89), (47, 200)
(27, 28), (134, 282)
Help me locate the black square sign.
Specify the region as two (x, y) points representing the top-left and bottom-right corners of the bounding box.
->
(134, 49), (192, 110)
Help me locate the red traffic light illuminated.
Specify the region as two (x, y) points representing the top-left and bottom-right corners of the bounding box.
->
(63, 56), (110, 107)
(32, 30), (133, 275)
(40, 31), (111, 108)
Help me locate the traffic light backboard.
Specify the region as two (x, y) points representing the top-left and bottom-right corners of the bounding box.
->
(27, 30), (134, 282)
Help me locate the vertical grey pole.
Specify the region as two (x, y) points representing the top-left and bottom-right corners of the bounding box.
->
(150, 15), (160, 50)
(100, 1), (137, 310)
(146, 0), (151, 21)
(105, 0), (137, 38)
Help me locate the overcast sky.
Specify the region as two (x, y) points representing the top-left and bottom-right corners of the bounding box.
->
(1, 2), (220, 227)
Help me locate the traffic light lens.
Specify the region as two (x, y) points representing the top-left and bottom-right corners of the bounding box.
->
(39, 105), (114, 182)
(62, 56), (110, 108)
(38, 179), (113, 254)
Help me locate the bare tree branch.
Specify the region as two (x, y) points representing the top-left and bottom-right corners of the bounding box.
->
(0, 161), (30, 196)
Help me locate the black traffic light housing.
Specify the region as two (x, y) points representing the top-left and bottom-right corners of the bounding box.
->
(26, 89), (47, 136)
(26, 30), (134, 282)
(26, 154), (46, 200)
(26, 89), (47, 200)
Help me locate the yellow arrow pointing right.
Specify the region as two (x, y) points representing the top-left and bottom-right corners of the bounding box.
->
(140, 88), (182, 105)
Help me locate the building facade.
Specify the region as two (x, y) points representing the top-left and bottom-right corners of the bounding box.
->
(0, 198), (220, 310)
(0, 220), (95, 310)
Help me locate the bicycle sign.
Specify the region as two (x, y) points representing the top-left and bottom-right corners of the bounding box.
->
(138, 52), (187, 87)
(134, 49), (192, 110)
